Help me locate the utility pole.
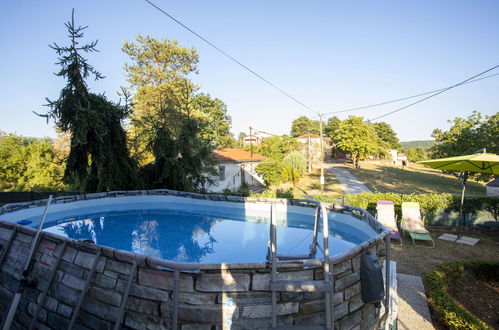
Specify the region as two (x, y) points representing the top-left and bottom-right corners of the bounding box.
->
(249, 126), (253, 159)
(319, 114), (325, 194)
(307, 129), (312, 173)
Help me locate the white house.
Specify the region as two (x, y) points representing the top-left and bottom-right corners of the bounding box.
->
(206, 148), (267, 193)
(243, 131), (274, 145)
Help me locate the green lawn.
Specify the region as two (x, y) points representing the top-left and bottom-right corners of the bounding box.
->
(352, 161), (487, 196)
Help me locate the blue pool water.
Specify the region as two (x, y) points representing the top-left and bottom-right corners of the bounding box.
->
(0, 196), (378, 264)
(42, 209), (374, 264)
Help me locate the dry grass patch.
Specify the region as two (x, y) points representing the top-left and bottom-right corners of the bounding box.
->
(352, 162), (487, 196)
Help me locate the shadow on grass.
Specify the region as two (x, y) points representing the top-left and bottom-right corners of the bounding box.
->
(353, 164), (486, 196)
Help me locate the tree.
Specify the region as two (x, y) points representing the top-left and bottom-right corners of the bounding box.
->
(282, 151), (307, 185)
(137, 100), (216, 191)
(334, 116), (380, 167)
(290, 116), (320, 137)
(193, 93), (235, 148)
(253, 136), (298, 161)
(237, 132), (247, 148)
(123, 35), (200, 163)
(405, 147), (429, 162)
(324, 116), (341, 139)
(372, 122), (401, 149)
(42, 12), (137, 192)
(431, 111), (498, 181)
(0, 134), (65, 191)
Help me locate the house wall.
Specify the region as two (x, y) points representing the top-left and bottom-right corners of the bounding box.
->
(207, 163), (242, 193)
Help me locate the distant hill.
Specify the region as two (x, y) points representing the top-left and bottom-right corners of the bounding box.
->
(400, 140), (435, 149)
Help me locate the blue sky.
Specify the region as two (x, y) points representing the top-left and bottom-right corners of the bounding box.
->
(1, 0), (498, 142)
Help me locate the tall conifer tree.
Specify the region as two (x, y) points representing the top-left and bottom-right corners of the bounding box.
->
(42, 10), (137, 192)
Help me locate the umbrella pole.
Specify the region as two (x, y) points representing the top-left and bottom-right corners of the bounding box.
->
(458, 171), (468, 239)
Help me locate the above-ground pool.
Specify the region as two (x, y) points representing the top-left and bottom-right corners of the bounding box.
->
(0, 190), (389, 329)
(1, 195), (378, 264)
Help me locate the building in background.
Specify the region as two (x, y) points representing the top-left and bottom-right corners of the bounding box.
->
(206, 148), (267, 193)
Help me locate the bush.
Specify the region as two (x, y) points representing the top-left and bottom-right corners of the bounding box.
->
(306, 192), (498, 224)
(425, 260), (499, 329)
(255, 161), (284, 185)
(253, 188), (294, 199)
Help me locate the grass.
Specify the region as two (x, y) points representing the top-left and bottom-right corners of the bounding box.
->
(279, 168), (343, 196)
(388, 229), (499, 277)
(352, 161), (487, 196)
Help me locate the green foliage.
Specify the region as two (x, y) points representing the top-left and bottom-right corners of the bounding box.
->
(252, 188), (294, 199)
(253, 136), (298, 161)
(193, 93), (235, 148)
(282, 151), (307, 184)
(123, 35), (218, 191)
(372, 122), (401, 149)
(324, 116), (341, 139)
(334, 116), (383, 166)
(123, 35), (200, 164)
(424, 260), (498, 329)
(400, 140), (435, 149)
(0, 134), (65, 191)
(43, 12), (137, 192)
(255, 161), (284, 185)
(290, 116), (320, 137)
(431, 111), (499, 181)
(137, 101), (216, 192)
(405, 147), (429, 162)
(283, 151), (307, 174)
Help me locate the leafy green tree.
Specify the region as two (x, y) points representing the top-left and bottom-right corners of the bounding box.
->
(123, 36), (218, 191)
(405, 147), (429, 162)
(137, 100), (216, 191)
(255, 160), (284, 186)
(334, 116), (380, 167)
(290, 116), (320, 137)
(0, 134), (65, 191)
(431, 111), (498, 181)
(42, 12), (137, 192)
(253, 136), (298, 161)
(372, 122), (401, 149)
(237, 132), (247, 148)
(324, 116), (341, 138)
(193, 93), (235, 148)
(123, 35), (199, 163)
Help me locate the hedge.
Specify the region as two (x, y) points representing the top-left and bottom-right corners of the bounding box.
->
(308, 192), (498, 224)
(424, 260), (499, 329)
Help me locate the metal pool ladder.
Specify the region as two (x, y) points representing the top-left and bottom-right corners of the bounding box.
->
(268, 202), (334, 330)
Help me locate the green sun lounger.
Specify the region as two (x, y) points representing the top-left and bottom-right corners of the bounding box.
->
(401, 202), (435, 248)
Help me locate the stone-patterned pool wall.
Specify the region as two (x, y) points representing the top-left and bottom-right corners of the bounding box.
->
(0, 190), (388, 329)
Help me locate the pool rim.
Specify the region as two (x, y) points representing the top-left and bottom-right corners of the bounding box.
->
(0, 189), (390, 271)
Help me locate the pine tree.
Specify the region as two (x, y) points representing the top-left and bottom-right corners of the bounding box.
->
(41, 10), (137, 192)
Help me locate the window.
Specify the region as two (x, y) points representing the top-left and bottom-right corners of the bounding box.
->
(218, 165), (225, 181)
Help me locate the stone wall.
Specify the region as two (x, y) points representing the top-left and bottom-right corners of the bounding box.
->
(0, 191), (388, 329)
(0, 221), (383, 329)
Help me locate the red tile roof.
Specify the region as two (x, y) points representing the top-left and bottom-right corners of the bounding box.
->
(213, 148), (266, 163)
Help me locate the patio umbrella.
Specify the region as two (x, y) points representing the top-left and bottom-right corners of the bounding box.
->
(418, 150), (499, 237)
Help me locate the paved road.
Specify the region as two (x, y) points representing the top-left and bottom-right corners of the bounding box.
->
(325, 163), (371, 194)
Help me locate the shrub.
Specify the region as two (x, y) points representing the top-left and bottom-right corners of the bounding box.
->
(255, 161), (284, 185)
(253, 188), (294, 199)
(425, 260), (499, 329)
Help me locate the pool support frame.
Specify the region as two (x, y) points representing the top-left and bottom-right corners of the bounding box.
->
(0, 190), (390, 329)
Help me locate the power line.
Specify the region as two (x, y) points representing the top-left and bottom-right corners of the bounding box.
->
(321, 73), (499, 117)
(144, 0), (319, 115)
(369, 64), (499, 121)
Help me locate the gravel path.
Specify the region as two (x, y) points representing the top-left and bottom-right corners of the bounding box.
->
(325, 163), (371, 194)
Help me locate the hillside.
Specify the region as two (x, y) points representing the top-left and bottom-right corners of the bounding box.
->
(400, 140), (435, 149)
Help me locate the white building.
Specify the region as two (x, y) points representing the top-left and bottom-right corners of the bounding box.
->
(206, 148), (267, 193)
(243, 131), (274, 145)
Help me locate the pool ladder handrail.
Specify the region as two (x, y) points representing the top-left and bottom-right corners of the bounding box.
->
(268, 202), (334, 330)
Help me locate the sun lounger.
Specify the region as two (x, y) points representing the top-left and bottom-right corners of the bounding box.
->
(376, 200), (402, 245)
(401, 202), (435, 248)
